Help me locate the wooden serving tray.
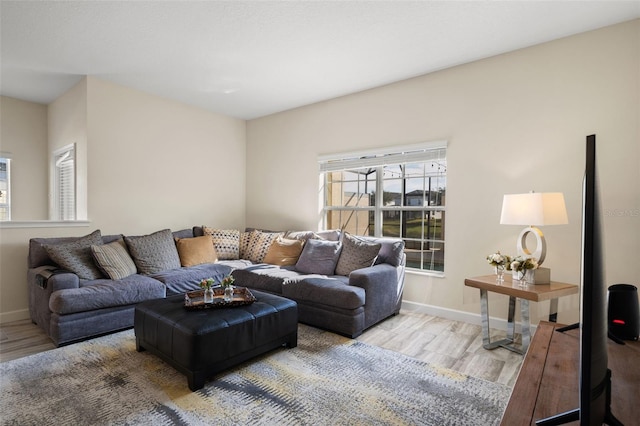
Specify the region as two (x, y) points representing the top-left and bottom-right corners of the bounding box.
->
(184, 287), (256, 310)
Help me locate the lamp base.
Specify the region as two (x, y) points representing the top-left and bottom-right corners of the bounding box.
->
(512, 267), (551, 284)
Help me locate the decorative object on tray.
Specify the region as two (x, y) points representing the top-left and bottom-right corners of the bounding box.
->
(184, 286), (256, 310)
(508, 255), (538, 285)
(220, 274), (235, 302)
(486, 251), (511, 283)
(199, 278), (216, 303)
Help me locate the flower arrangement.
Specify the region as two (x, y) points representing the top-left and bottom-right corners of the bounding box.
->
(200, 278), (215, 290)
(220, 275), (235, 288)
(508, 255), (539, 273)
(486, 251), (511, 268)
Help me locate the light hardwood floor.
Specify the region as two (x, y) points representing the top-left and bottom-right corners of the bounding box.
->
(1, 310), (523, 387)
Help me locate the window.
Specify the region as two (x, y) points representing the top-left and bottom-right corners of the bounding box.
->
(319, 141), (446, 273)
(52, 144), (76, 220)
(0, 156), (11, 221)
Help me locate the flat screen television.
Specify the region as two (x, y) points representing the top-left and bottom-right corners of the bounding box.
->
(536, 135), (622, 426)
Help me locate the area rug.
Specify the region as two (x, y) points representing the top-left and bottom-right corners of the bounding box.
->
(0, 325), (510, 425)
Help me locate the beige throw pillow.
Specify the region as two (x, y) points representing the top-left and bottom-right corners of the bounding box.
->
(263, 237), (305, 266)
(176, 236), (218, 267)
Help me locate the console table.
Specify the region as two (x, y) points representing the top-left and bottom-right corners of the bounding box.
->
(464, 275), (578, 354)
(501, 321), (639, 425)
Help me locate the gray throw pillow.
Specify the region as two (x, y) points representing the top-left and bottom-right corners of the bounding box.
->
(124, 229), (181, 275)
(295, 239), (342, 275)
(335, 233), (382, 276)
(44, 229), (104, 280)
(91, 238), (137, 280)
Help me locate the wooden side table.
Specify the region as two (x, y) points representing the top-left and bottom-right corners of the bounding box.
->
(464, 275), (578, 354)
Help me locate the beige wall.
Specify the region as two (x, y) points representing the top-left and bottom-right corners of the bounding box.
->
(48, 79), (88, 220)
(0, 96), (48, 220)
(0, 77), (246, 322)
(246, 20), (640, 325)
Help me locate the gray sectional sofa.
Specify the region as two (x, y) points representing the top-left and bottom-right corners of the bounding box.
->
(27, 226), (405, 346)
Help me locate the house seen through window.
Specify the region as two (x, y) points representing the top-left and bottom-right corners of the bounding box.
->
(319, 142), (446, 273)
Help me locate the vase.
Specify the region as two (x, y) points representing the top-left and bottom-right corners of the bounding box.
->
(223, 285), (234, 302)
(204, 288), (214, 304)
(495, 265), (505, 283)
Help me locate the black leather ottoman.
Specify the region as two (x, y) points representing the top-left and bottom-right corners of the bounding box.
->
(134, 289), (298, 391)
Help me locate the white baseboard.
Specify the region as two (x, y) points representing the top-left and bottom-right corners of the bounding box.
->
(401, 300), (536, 335)
(0, 309), (30, 324)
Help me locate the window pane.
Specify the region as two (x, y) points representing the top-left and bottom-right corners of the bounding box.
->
(381, 210), (401, 238)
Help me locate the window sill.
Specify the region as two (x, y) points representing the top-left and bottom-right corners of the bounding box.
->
(0, 220), (91, 229)
(406, 268), (445, 278)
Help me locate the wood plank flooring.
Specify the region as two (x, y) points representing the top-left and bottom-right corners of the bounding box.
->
(0, 310), (523, 387)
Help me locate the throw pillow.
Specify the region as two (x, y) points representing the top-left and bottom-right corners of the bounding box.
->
(295, 239), (342, 275)
(124, 229), (181, 275)
(239, 231), (252, 259)
(335, 232), (382, 276)
(263, 237), (305, 266)
(202, 227), (240, 260)
(244, 230), (284, 263)
(175, 235), (218, 267)
(284, 230), (322, 241)
(91, 238), (137, 280)
(44, 229), (104, 280)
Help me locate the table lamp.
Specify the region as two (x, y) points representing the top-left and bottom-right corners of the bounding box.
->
(500, 191), (568, 283)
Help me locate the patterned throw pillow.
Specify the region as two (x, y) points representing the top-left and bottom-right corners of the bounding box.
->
(244, 230), (284, 263)
(124, 229), (181, 275)
(203, 227), (240, 260)
(295, 239), (342, 275)
(335, 232), (382, 276)
(91, 238), (137, 280)
(44, 230), (104, 280)
(239, 231), (252, 259)
(263, 237), (305, 266)
(175, 236), (218, 267)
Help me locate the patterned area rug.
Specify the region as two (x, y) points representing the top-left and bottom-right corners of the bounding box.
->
(0, 325), (510, 425)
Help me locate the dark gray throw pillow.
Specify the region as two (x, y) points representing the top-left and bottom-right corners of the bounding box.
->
(44, 229), (104, 280)
(294, 239), (342, 275)
(124, 229), (181, 275)
(335, 232), (382, 276)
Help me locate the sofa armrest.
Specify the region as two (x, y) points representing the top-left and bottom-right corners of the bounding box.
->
(349, 263), (404, 327)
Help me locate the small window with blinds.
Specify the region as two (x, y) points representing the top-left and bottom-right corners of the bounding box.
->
(0, 156), (11, 221)
(52, 144), (76, 220)
(319, 141), (447, 274)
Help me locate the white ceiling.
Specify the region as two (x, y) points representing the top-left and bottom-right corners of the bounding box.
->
(1, 1), (639, 120)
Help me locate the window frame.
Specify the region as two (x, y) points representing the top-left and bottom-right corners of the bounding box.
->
(319, 141), (447, 275)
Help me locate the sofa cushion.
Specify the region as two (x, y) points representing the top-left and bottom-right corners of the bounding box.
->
(335, 233), (382, 276)
(49, 275), (166, 315)
(295, 239), (342, 275)
(203, 227), (240, 260)
(244, 230), (284, 263)
(124, 229), (181, 275)
(44, 230), (104, 280)
(282, 277), (365, 310)
(91, 238), (137, 280)
(175, 236), (218, 267)
(151, 263), (234, 296)
(263, 237), (304, 266)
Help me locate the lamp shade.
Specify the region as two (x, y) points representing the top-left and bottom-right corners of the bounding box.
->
(500, 192), (568, 226)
